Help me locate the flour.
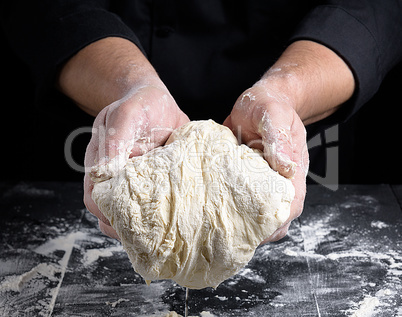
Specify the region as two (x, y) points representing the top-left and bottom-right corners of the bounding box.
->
(157, 311), (215, 317)
(83, 245), (123, 266)
(346, 289), (396, 317)
(34, 231), (87, 255)
(33, 231), (88, 315)
(199, 311), (215, 317)
(0, 262), (63, 317)
(340, 195), (378, 210)
(300, 207), (337, 252)
(215, 295), (228, 301)
(349, 296), (380, 317)
(283, 248), (326, 260)
(370, 221), (389, 229)
(0, 263), (60, 293)
(237, 268), (266, 283)
(1, 232), (86, 293)
(2, 183), (55, 198)
(105, 298), (130, 307)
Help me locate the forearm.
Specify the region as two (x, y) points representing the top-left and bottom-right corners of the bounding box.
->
(259, 40), (355, 125)
(57, 37), (163, 116)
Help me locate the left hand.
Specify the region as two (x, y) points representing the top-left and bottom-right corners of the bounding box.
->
(223, 81), (309, 243)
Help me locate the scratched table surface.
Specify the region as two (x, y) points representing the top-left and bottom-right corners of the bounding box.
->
(0, 182), (401, 317)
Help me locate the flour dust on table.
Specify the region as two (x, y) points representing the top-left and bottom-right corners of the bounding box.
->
(92, 120), (294, 289)
(1, 182), (402, 316)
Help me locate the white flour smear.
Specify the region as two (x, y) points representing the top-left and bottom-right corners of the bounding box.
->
(0, 263), (61, 293)
(0, 231), (88, 317)
(105, 297), (130, 307)
(296, 195), (402, 317)
(346, 289), (396, 317)
(83, 245), (123, 266)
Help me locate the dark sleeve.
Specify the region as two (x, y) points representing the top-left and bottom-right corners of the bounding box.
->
(289, 0), (402, 120)
(1, 0), (145, 106)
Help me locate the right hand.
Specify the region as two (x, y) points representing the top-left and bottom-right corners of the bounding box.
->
(84, 85), (189, 239)
(223, 83), (309, 244)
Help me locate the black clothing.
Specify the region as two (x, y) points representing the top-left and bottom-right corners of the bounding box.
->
(1, 1), (402, 182)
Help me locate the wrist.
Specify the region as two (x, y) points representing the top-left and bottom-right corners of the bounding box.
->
(258, 40), (355, 125)
(255, 64), (305, 114)
(58, 37), (163, 116)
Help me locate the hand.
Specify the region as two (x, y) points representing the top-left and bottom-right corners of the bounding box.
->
(57, 37), (191, 239)
(84, 85), (189, 239)
(223, 82), (309, 243)
(223, 39), (356, 243)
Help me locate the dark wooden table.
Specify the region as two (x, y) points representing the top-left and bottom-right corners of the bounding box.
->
(1, 182), (401, 317)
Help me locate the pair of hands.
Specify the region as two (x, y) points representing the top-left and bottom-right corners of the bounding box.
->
(83, 82), (308, 243)
(70, 39), (353, 244)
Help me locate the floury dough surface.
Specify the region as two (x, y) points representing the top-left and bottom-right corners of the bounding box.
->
(92, 120), (294, 289)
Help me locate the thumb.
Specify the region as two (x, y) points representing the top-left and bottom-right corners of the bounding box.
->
(222, 115), (233, 130)
(259, 111), (296, 178)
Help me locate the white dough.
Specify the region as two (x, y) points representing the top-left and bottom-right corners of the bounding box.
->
(92, 120), (294, 289)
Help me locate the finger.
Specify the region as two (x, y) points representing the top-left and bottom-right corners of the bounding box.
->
(83, 117), (114, 227)
(289, 165), (307, 221)
(95, 99), (144, 161)
(287, 115), (308, 221)
(98, 219), (120, 240)
(177, 111), (191, 127)
(222, 115), (233, 130)
(83, 173), (111, 226)
(261, 222), (291, 244)
(293, 117), (310, 178)
(257, 108), (296, 178)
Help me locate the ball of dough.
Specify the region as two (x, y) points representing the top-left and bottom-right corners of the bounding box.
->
(92, 120), (294, 289)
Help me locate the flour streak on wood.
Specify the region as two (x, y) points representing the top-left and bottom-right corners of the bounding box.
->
(299, 185), (402, 316)
(1, 182), (401, 316)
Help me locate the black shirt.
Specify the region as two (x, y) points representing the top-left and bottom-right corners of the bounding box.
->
(2, 1), (402, 182)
